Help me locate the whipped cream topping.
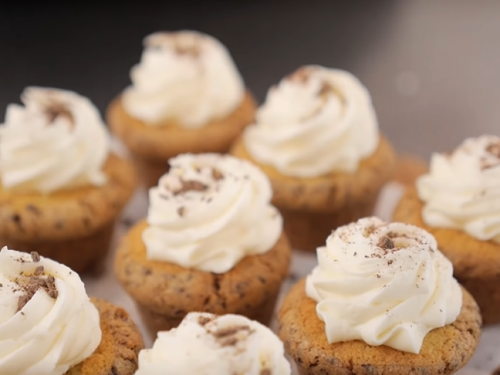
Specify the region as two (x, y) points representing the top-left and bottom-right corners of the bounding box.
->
(0, 247), (101, 375)
(143, 153), (282, 273)
(243, 66), (379, 178)
(0, 87), (109, 193)
(417, 135), (500, 243)
(305, 217), (462, 354)
(122, 30), (245, 128)
(134, 312), (291, 375)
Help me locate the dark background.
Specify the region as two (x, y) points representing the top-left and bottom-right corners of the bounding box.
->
(1, 1), (500, 157)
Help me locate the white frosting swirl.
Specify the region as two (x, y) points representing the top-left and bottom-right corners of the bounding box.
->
(0, 87), (109, 193)
(0, 247), (101, 375)
(305, 217), (462, 354)
(122, 30), (245, 128)
(417, 135), (500, 243)
(142, 153), (282, 273)
(134, 312), (291, 375)
(243, 66), (379, 178)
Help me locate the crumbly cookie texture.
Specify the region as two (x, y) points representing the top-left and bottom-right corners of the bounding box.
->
(115, 220), (291, 333)
(107, 92), (256, 161)
(65, 298), (144, 375)
(393, 186), (500, 324)
(0, 153), (136, 242)
(279, 279), (481, 375)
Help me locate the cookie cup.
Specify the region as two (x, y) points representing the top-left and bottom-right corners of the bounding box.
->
(107, 92), (257, 188)
(393, 187), (500, 325)
(114, 220), (291, 337)
(279, 279), (481, 375)
(65, 298), (144, 375)
(231, 136), (396, 252)
(0, 154), (136, 274)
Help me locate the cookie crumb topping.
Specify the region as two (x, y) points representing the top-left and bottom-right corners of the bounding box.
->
(12, 252), (58, 312)
(171, 180), (208, 195)
(30, 251), (40, 262)
(482, 141), (500, 170)
(196, 315), (256, 348)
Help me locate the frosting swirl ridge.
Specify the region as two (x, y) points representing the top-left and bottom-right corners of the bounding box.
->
(0, 87), (109, 193)
(142, 153), (282, 273)
(305, 217), (462, 354)
(417, 135), (500, 243)
(243, 66), (379, 178)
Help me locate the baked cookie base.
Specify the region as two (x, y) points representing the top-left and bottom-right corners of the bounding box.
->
(0, 154), (136, 275)
(114, 220), (291, 338)
(131, 156), (169, 190)
(136, 290), (279, 337)
(65, 298), (144, 375)
(279, 194), (378, 252)
(279, 279), (481, 375)
(393, 187), (500, 325)
(0, 222), (114, 275)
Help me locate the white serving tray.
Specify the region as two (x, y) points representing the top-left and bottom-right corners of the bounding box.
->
(83, 181), (500, 375)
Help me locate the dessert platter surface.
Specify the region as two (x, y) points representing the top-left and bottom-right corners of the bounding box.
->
(83, 175), (500, 375)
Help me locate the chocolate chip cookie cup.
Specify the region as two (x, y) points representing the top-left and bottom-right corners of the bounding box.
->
(278, 218), (481, 375)
(134, 312), (291, 375)
(0, 87), (136, 274)
(115, 153), (291, 337)
(231, 66), (396, 252)
(393, 135), (500, 324)
(0, 248), (144, 375)
(107, 30), (256, 188)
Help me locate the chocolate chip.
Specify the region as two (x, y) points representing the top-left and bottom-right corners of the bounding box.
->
(16, 273), (58, 312)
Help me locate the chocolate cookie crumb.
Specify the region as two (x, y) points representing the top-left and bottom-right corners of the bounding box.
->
(364, 225), (377, 237)
(212, 168), (224, 181)
(198, 315), (214, 326)
(16, 273), (58, 312)
(172, 180), (208, 195)
(30, 252), (40, 262)
(212, 325), (253, 347)
(378, 236), (395, 251)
